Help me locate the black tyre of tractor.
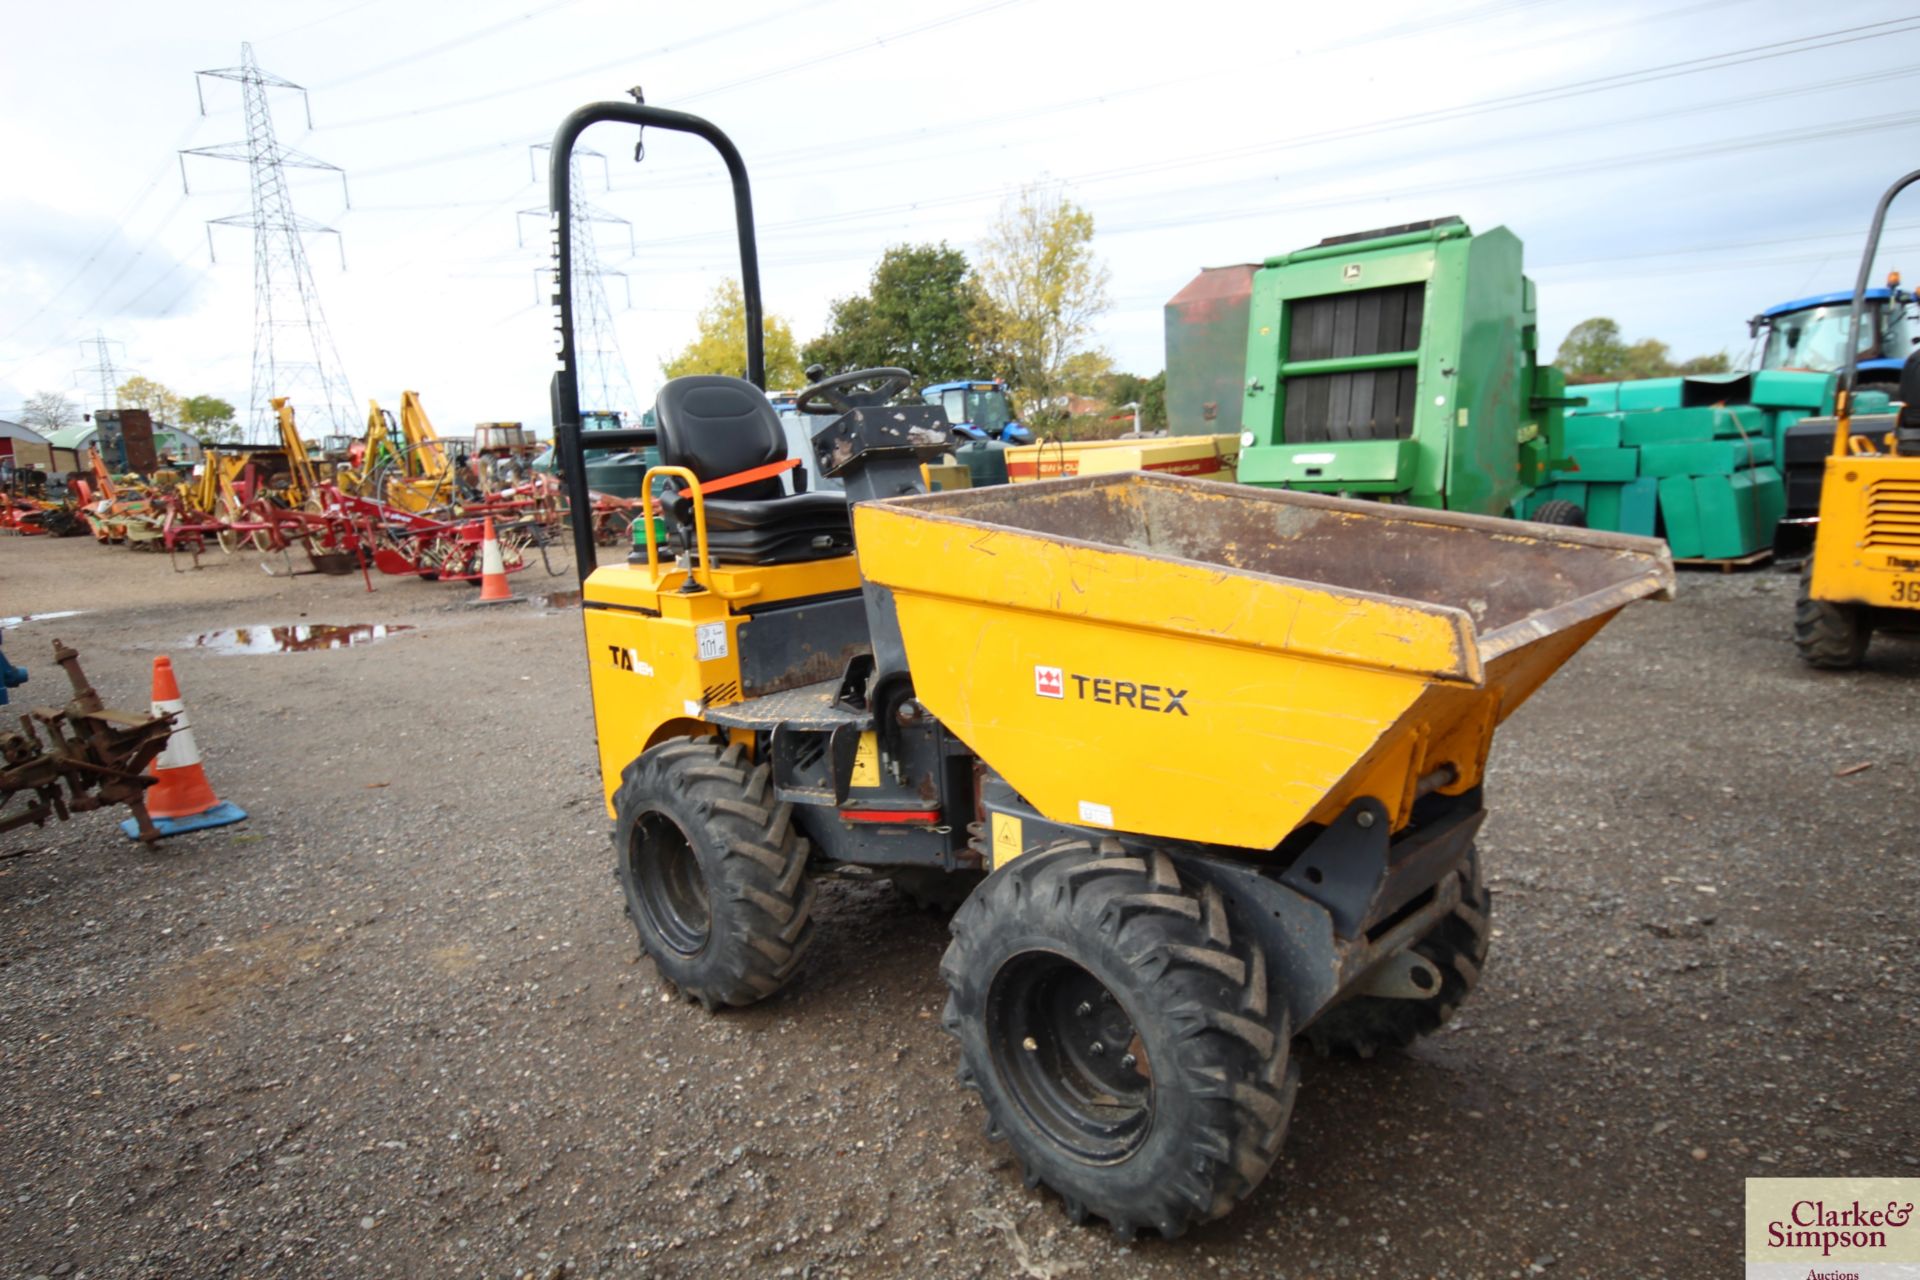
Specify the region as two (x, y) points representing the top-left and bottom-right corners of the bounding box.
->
(940, 841), (1298, 1239)
(1532, 499), (1587, 528)
(1793, 560), (1871, 669)
(612, 737), (815, 1009)
(1304, 849), (1492, 1059)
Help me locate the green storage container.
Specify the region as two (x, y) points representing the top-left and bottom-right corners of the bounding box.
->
(1567, 446), (1639, 483)
(1619, 379), (1686, 411)
(1618, 477), (1659, 536)
(1620, 407), (1720, 447)
(1585, 481), (1623, 531)
(1709, 405), (1769, 440)
(1658, 475), (1703, 557)
(1572, 382), (1620, 415)
(1564, 416), (1624, 451)
(1693, 475), (1755, 558)
(955, 441), (1010, 487)
(1750, 369), (1836, 412)
(1639, 437), (1775, 478)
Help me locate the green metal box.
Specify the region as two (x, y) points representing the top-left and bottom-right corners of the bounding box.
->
(1658, 476), (1703, 557)
(1618, 477), (1660, 536)
(1585, 481), (1624, 531)
(1639, 438), (1775, 478)
(1566, 446), (1639, 483)
(1620, 408), (1720, 447)
(1618, 379), (1686, 411)
(1227, 217), (1564, 517)
(1749, 370), (1836, 411)
(1565, 416), (1623, 451)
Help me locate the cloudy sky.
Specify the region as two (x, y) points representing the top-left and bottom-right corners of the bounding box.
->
(3, 0), (1917, 438)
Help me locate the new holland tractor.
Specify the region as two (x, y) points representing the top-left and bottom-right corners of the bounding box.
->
(548, 100), (1674, 1238)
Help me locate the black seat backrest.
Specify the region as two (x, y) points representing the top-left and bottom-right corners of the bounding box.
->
(654, 375), (788, 502)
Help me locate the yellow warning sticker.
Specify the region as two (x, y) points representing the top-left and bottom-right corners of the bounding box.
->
(990, 812), (1024, 868)
(849, 731), (881, 788)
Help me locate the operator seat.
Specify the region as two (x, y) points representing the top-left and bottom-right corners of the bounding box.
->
(653, 375), (853, 564)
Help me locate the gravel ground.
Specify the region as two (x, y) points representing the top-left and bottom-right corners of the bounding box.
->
(1, 533), (1916, 1279)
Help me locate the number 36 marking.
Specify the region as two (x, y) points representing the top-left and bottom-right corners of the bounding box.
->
(1893, 578), (1920, 603)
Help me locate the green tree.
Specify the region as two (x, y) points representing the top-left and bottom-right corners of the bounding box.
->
(19, 390), (79, 433)
(975, 183), (1112, 422)
(803, 243), (1000, 385)
(1618, 338), (1674, 381)
(1059, 350), (1115, 398)
(1556, 318), (1629, 380)
(1557, 317), (1732, 381)
(181, 394), (240, 443)
(1677, 351), (1732, 375)
(661, 278), (804, 388)
(115, 375), (183, 423)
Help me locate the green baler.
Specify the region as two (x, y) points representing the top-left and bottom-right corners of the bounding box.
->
(1169, 217), (1571, 519)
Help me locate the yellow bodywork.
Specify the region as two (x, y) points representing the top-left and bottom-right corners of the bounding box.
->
(854, 474), (1672, 852)
(1005, 433), (1242, 483)
(581, 467), (1669, 855)
(582, 501), (861, 816)
(1808, 430), (1920, 609)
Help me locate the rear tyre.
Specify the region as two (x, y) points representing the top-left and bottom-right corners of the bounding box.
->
(941, 841), (1297, 1239)
(1532, 499), (1587, 528)
(1793, 561), (1871, 669)
(613, 737), (815, 1009)
(1304, 849), (1491, 1059)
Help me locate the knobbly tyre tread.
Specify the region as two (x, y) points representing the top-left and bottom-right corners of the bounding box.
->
(940, 840), (1297, 1239)
(613, 737), (815, 1009)
(1304, 850), (1492, 1059)
(1531, 499), (1587, 528)
(1793, 561), (1871, 669)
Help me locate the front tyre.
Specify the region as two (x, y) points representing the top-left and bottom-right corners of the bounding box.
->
(1793, 560), (1871, 669)
(613, 737), (815, 1009)
(941, 841), (1297, 1239)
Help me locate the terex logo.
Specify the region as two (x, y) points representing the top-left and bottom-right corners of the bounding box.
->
(1035, 665), (1188, 715)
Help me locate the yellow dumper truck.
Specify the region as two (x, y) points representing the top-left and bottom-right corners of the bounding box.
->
(547, 102), (1674, 1238)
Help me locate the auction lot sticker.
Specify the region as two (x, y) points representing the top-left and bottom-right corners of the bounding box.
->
(1747, 1178), (1920, 1278)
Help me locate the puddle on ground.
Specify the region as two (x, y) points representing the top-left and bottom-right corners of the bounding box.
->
(188, 624), (415, 655)
(1, 610), (86, 630)
(530, 589), (582, 610)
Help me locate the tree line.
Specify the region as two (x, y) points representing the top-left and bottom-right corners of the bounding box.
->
(660, 183), (1167, 434)
(1556, 317), (1731, 383)
(16, 380), (238, 441)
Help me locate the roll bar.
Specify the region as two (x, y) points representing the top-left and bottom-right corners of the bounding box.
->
(1836, 168), (1920, 454)
(546, 102), (764, 581)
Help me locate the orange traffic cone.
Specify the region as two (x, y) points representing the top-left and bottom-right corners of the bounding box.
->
(120, 656), (247, 839)
(474, 516), (514, 603)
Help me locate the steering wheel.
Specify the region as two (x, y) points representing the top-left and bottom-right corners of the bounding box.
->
(794, 367), (913, 416)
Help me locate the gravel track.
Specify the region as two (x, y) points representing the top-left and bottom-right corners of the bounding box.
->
(1, 534), (1915, 1278)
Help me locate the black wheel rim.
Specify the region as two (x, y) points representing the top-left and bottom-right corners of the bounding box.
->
(630, 812), (711, 956)
(987, 951), (1153, 1163)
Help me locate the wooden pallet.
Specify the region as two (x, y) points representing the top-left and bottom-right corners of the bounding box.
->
(1674, 548), (1773, 573)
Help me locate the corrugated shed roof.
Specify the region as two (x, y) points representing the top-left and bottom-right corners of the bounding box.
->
(0, 419), (50, 444)
(43, 425), (97, 449)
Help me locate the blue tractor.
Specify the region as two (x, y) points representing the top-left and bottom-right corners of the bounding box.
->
(920, 379), (1032, 444)
(1750, 275), (1915, 396)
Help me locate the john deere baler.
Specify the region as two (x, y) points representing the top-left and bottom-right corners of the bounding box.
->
(1167, 217), (1570, 519)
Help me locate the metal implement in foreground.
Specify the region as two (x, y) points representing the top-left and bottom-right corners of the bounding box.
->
(549, 101), (1674, 1239)
(1, 641), (174, 845)
(1796, 170), (1920, 669)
